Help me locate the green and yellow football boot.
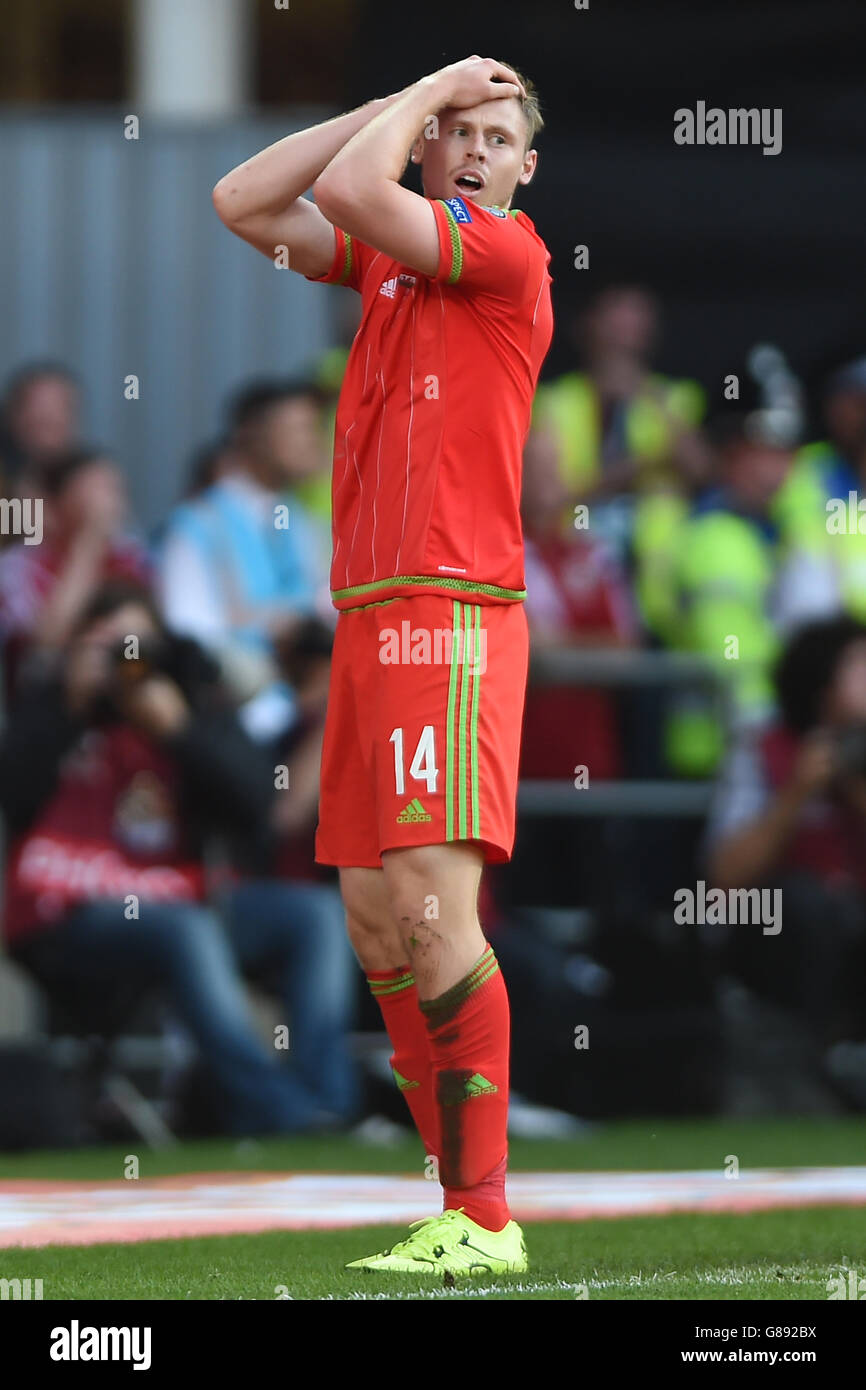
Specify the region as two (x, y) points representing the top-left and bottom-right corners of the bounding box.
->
(346, 1208), (528, 1278)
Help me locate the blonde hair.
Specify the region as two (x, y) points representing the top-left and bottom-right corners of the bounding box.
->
(497, 61), (544, 148)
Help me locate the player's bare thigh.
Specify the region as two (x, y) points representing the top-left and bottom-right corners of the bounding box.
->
(340, 843), (486, 997)
(340, 866), (404, 973)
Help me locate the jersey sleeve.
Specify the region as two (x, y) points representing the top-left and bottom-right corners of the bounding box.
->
(305, 225), (373, 293)
(429, 197), (531, 294)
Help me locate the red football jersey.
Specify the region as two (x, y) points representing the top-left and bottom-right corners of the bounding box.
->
(308, 196), (553, 610)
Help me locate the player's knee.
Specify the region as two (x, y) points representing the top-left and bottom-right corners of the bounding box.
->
(382, 843), (482, 932)
(340, 876), (401, 966)
(344, 912), (405, 973)
(343, 909), (376, 951)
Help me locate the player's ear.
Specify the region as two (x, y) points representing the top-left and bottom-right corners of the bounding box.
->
(518, 149), (538, 186)
(409, 135), (425, 165)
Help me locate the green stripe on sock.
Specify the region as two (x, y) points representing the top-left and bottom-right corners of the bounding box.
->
(419, 947), (500, 1026)
(367, 971), (415, 997)
(466, 958), (499, 996)
(463, 945), (495, 990)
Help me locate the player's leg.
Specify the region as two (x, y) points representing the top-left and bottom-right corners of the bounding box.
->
(346, 837), (526, 1275)
(383, 840), (486, 994)
(317, 607), (444, 1155)
(381, 841), (511, 1232)
(340, 864), (441, 1161)
(345, 596), (529, 1275)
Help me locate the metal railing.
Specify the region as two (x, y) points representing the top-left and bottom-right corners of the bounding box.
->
(519, 645), (728, 819)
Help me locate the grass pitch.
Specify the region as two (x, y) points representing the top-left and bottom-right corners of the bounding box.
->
(0, 1118), (862, 1300)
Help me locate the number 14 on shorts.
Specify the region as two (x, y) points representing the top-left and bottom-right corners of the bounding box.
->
(390, 726), (438, 795)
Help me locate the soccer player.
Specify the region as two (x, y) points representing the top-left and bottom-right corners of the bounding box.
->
(214, 54), (553, 1277)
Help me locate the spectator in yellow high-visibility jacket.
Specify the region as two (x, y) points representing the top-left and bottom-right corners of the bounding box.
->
(665, 409), (841, 776)
(531, 287), (709, 637)
(783, 357), (866, 622)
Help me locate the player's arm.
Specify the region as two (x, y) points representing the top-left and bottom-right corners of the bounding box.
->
(211, 92), (407, 276)
(313, 57), (525, 278)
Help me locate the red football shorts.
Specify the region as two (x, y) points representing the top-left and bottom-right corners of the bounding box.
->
(315, 594), (529, 868)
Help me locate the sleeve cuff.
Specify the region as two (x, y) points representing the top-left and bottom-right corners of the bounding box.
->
(305, 226), (355, 285)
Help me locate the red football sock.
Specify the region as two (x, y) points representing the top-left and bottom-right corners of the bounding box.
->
(421, 945), (511, 1232)
(367, 965), (440, 1161)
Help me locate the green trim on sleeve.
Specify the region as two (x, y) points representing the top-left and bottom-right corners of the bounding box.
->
(335, 232), (354, 286)
(436, 200), (464, 284)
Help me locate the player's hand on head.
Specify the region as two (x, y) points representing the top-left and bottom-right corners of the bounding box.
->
(436, 56), (526, 110)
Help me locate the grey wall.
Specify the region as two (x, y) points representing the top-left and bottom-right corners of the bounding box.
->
(0, 110), (341, 529)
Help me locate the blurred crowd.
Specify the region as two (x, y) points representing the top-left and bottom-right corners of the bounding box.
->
(3, 284), (866, 1136)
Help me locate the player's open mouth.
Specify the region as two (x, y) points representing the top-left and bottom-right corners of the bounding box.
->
(454, 172), (485, 193)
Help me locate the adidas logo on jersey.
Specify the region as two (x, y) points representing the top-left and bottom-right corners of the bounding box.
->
(396, 798), (432, 824)
(379, 276), (398, 299)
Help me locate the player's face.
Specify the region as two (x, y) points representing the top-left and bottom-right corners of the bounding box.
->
(414, 98), (537, 209)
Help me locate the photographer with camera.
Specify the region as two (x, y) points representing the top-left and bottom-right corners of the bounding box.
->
(706, 616), (866, 1073)
(0, 581), (331, 1136)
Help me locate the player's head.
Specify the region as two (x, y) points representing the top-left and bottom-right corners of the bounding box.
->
(227, 378), (324, 487)
(410, 62), (542, 209)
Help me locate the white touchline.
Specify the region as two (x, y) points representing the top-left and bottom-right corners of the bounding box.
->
(318, 1280), (590, 1300)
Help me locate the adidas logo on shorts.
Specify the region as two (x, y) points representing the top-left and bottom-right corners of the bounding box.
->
(396, 799), (432, 824)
